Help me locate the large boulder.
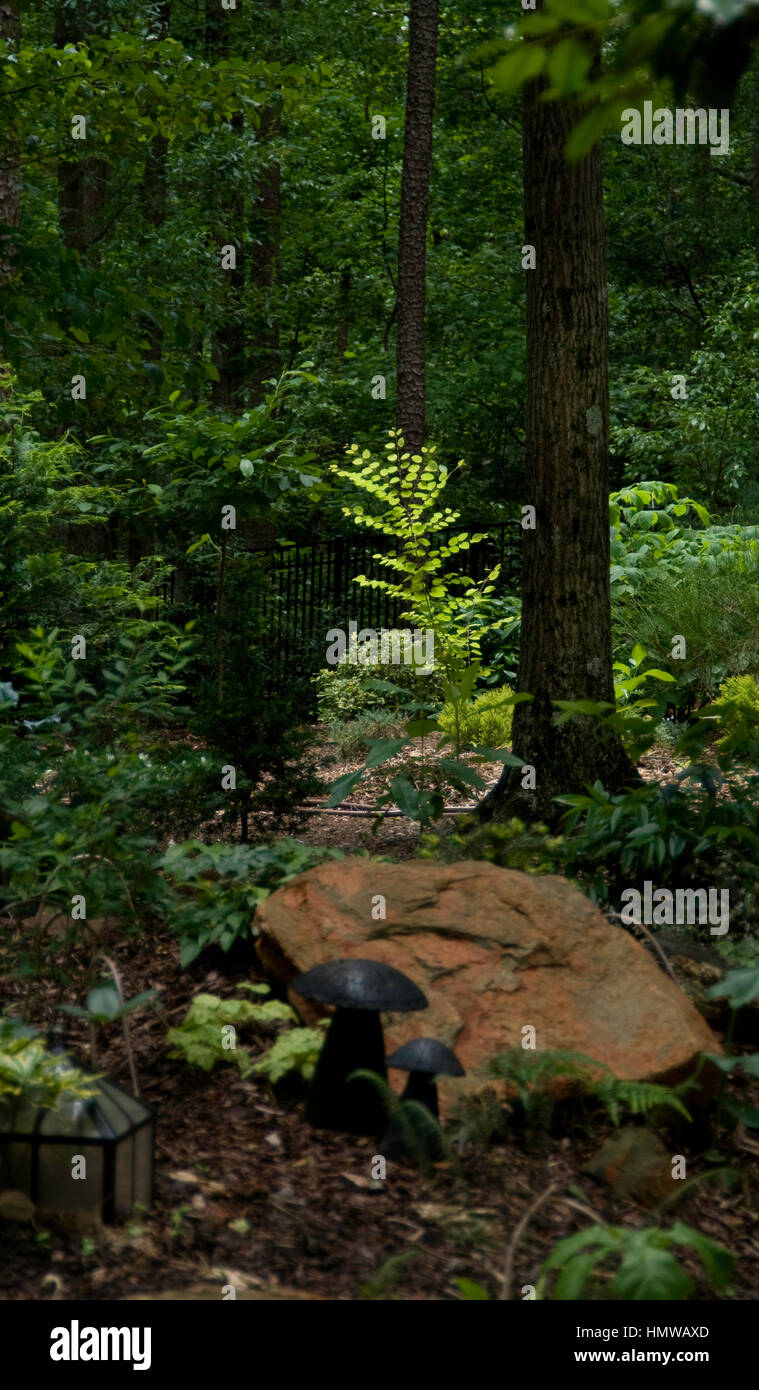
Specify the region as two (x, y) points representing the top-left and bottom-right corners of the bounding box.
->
(256, 860), (720, 1110)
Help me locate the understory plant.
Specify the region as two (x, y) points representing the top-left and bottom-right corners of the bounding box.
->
(166, 985), (296, 1079)
(538, 1221), (733, 1300)
(161, 839), (343, 967)
(486, 1048), (693, 1129)
(0, 1016), (96, 1114)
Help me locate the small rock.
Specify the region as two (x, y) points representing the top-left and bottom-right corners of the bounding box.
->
(583, 1126), (677, 1206)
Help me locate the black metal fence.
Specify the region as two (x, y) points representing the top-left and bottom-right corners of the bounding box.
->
(165, 520), (521, 697)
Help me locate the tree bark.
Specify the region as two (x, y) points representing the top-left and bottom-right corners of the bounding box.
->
(55, 1), (109, 254)
(206, 0), (246, 408)
(480, 47), (637, 828)
(396, 0), (438, 452)
(0, 1), (20, 398)
(249, 94), (281, 398)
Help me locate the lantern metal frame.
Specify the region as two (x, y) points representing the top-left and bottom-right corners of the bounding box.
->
(0, 1071), (155, 1222)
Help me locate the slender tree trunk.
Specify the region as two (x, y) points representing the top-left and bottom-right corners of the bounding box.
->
(205, 0), (246, 408)
(396, 0), (438, 452)
(0, 3), (20, 303)
(55, 1), (109, 254)
(249, 97), (281, 397)
(0, 0), (19, 411)
(248, 0), (281, 400)
(480, 46), (637, 828)
(140, 2), (171, 366)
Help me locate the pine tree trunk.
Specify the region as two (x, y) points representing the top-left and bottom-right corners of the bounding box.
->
(396, 0), (438, 452)
(480, 51), (637, 827)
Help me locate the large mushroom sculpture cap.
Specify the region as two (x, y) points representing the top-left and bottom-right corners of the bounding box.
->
(293, 958), (428, 1136)
(294, 958), (428, 1013)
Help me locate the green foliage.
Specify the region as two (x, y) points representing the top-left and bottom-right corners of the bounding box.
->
(710, 676), (759, 758)
(327, 711), (407, 762)
(314, 669), (377, 723)
(333, 431), (506, 681)
(61, 985), (158, 1026)
(437, 684), (515, 753)
(483, 0), (759, 159)
(616, 552), (759, 708)
(539, 1221), (733, 1301)
(252, 1021), (328, 1084)
(555, 773), (759, 928)
(350, 1069), (451, 1173)
(161, 839), (343, 968)
(486, 1048), (692, 1127)
(314, 627), (444, 724)
(166, 987), (296, 1080)
(361, 1250), (423, 1301)
(0, 1018), (96, 1111)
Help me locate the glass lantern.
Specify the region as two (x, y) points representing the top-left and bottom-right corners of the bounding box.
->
(0, 1072), (154, 1222)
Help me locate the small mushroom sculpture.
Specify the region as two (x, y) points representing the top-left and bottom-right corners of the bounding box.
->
(383, 1037), (465, 1162)
(293, 958), (428, 1136)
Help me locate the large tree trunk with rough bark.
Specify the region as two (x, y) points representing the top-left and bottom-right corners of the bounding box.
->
(480, 52), (637, 828)
(396, 0), (438, 452)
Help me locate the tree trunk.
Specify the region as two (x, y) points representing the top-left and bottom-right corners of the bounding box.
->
(396, 0), (438, 452)
(0, 1), (20, 398)
(206, 0), (246, 408)
(480, 47), (637, 828)
(55, 2), (109, 254)
(249, 98), (281, 398)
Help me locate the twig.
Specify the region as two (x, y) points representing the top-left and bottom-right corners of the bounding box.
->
(95, 952), (140, 1096)
(499, 1181), (560, 1300)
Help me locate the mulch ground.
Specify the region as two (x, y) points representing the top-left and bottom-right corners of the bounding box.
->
(2, 736), (758, 1302)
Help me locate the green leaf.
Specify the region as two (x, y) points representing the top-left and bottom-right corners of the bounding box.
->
(490, 45), (545, 96)
(546, 38), (592, 96)
(86, 985), (121, 1020)
(612, 1238), (692, 1301)
(668, 1222), (733, 1288)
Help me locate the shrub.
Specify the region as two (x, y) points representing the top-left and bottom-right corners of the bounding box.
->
(328, 711), (407, 761)
(437, 684), (514, 751)
(539, 1221), (733, 1300)
(314, 627), (444, 723)
(166, 986), (296, 1078)
(711, 674), (759, 754)
(161, 838), (344, 967)
(614, 551), (759, 708)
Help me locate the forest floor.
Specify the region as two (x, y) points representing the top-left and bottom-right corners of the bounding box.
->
(3, 735), (757, 1302)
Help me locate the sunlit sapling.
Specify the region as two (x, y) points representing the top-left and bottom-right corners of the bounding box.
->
(384, 1037), (464, 1161)
(292, 958), (428, 1136)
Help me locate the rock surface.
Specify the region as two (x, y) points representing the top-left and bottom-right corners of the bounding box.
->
(256, 859), (720, 1112)
(583, 1126), (677, 1206)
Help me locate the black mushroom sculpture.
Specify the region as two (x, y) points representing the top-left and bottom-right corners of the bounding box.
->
(385, 1037), (465, 1118)
(383, 1038), (465, 1162)
(293, 958), (428, 1136)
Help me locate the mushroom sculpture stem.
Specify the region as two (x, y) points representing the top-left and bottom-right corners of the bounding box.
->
(400, 1070), (440, 1119)
(305, 1008), (387, 1136)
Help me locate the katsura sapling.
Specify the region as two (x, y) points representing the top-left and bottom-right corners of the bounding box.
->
(292, 958), (428, 1136)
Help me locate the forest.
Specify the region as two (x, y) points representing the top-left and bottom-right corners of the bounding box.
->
(1, 0), (759, 1327)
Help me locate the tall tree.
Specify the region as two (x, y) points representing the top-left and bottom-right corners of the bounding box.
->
(396, 0), (438, 451)
(0, 2), (19, 311)
(481, 38), (637, 827)
(55, 1), (109, 254)
(248, 0), (281, 399)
